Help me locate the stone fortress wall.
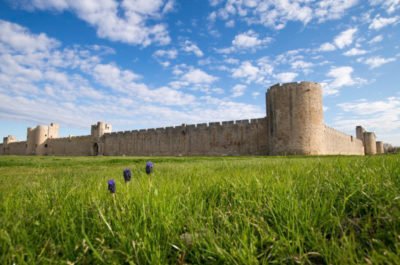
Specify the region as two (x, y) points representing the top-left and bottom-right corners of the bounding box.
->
(0, 81), (386, 156)
(323, 125), (364, 155)
(102, 118), (268, 156)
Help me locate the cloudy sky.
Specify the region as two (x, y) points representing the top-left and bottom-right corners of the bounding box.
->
(0, 0), (399, 145)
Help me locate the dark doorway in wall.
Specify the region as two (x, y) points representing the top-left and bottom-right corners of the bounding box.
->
(93, 143), (99, 156)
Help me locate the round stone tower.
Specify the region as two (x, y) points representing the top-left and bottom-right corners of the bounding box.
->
(34, 125), (48, 155)
(26, 123), (59, 155)
(364, 132), (377, 155)
(267, 82), (324, 155)
(376, 141), (384, 154)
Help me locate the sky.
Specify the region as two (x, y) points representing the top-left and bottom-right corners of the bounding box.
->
(0, 0), (399, 145)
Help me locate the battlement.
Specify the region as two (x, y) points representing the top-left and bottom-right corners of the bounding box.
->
(0, 81), (386, 157)
(103, 118), (267, 136)
(268, 81), (320, 91)
(324, 125), (361, 143)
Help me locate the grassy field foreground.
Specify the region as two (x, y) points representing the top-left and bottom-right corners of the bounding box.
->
(1, 155), (400, 264)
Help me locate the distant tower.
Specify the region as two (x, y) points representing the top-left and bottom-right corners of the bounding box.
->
(91, 121), (112, 139)
(2, 135), (17, 155)
(26, 123), (59, 155)
(364, 132), (377, 155)
(90, 122), (112, 155)
(267, 82), (324, 155)
(376, 141), (384, 154)
(356, 126), (365, 142)
(3, 135), (17, 145)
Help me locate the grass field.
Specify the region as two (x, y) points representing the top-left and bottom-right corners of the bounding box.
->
(1, 155), (400, 264)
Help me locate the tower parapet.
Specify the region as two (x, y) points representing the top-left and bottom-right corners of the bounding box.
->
(267, 82), (324, 155)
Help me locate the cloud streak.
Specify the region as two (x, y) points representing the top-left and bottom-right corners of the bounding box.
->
(12, 0), (174, 46)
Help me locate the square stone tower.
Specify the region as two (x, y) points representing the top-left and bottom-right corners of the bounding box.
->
(91, 122), (112, 139)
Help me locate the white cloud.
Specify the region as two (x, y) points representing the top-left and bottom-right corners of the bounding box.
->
(257, 57), (274, 76)
(153, 49), (178, 67)
(0, 19), (267, 132)
(335, 96), (400, 145)
(225, 20), (235, 27)
(339, 97), (399, 115)
(291, 60), (313, 70)
(317, 28), (357, 53)
(153, 49), (178, 59)
(315, 0), (359, 21)
(151, 86), (196, 105)
(232, 30), (272, 49)
(230, 57), (277, 85)
(369, 35), (384, 43)
(369, 15), (399, 30)
(224, 58), (240, 64)
(318, 42), (336, 52)
(334, 28), (357, 49)
(275, 72), (298, 83)
(327, 66), (355, 88)
(181, 40), (204, 57)
(0, 19), (59, 52)
(209, 0), (224, 6)
(210, 0), (357, 30)
(181, 68), (217, 84)
(324, 66), (366, 95)
(92, 63), (141, 91)
(232, 84), (246, 97)
(12, 0), (174, 46)
(232, 61), (260, 83)
(216, 30), (272, 54)
(362, 56), (396, 68)
(369, 0), (400, 14)
(343, 48), (367, 56)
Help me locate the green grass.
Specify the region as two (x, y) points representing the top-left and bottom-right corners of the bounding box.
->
(1, 155), (400, 264)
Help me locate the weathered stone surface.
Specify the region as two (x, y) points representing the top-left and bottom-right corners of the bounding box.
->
(364, 132), (377, 155)
(267, 82), (324, 155)
(376, 141), (384, 154)
(0, 82), (384, 156)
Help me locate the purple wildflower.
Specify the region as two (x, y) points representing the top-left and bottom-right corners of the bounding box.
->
(145, 161), (153, 174)
(123, 168), (132, 182)
(108, 179), (116, 193)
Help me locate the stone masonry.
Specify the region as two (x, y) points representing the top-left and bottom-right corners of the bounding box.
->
(0, 82), (385, 156)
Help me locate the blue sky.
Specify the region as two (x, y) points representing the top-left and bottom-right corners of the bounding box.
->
(0, 0), (399, 145)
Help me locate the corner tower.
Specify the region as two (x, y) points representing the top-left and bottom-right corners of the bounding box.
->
(267, 82), (324, 155)
(26, 123), (59, 155)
